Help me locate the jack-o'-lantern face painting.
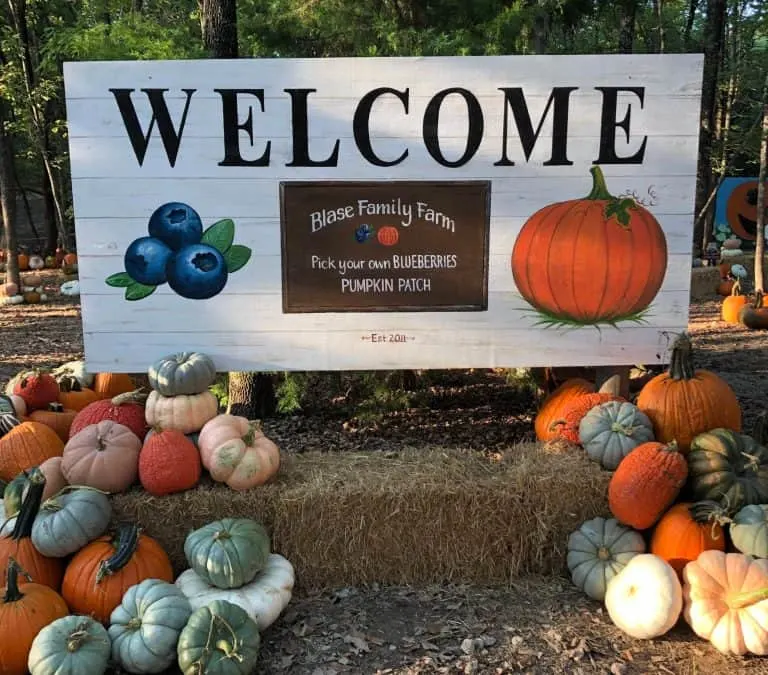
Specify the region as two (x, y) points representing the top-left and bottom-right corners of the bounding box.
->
(726, 180), (768, 240)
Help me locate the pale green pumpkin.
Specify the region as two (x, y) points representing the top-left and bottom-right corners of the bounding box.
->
(177, 600), (260, 675)
(110, 578), (192, 674)
(184, 518), (271, 590)
(579, 401), (654, 470)
(567, 516), (646, 601)
(148, 352), (217, 396)
(28, 615), (111, 675)
(730, 504), (768, 558)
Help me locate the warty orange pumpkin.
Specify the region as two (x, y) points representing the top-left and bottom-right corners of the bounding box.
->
(636, 332), (741, 453)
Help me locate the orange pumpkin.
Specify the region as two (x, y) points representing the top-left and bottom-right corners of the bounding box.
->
(718, 262), (732, 279)
(17, 253), (29, 271)
(608, 441), (688, 530)
(61, 523), (173, 623)
(377, 225), (399, 246)
(550, 379), (624, 444)
(58, 381), (101, 412)
(726, 180), (768, 241)
(62, 252), (77, 266)
(650, 502), (727, 577)
(0, 421), (65, 482)
(92, 372), (136, 399)
(0, 467), (64, 591)
(534, 378), (596, 442)
(716, 279), (735, 296)
(721, 279), (748, 324)
(636, 332), (741, 453)
(0, 558), (68, 675)
(29, 403), (77, 442)
(511, 166), (668, 324)
(738, 291), (768, 330)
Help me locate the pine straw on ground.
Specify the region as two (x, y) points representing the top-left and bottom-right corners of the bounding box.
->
(111, 443), (609, 592)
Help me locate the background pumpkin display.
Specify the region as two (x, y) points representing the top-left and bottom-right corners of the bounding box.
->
(725, 179), (768, 241)
(578, 401), (655, 470)
(721, 279), (748, 324)
(510, 166), (668, 325)
(739, 291), (768, 330)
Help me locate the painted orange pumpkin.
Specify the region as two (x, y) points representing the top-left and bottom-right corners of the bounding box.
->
(511, 166), (668, 324)
(726, 180), (768, 241)
(377, 225), (399, 246)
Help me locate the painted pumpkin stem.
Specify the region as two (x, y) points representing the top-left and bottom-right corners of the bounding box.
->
(111, 388), (148, 406)
(9, 466), (46, 541)
(728, 586), (768, 610)
(96, 522), (140, 583)
(667, 332), (695, 381)
(2, 557), (32, 603)
(585, 166), (614, 201)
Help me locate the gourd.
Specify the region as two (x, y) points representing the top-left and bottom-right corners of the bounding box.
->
(62, 523), (174, 624)
(0, 421), (65, 482)
(29, 402), (77, 442)
(92, 372), (136, 399)
(184, 518), (271, 590)
(687, 428), (768, 511)
(608, 441), (687, 530)
(578, 400), (654, 470)
(730, 504), (768, 558)
(12, 371), (59, 411)
(198, 415), (280, 490)
(139, 429), (201, 496)
(145, 391), (218, 434)
(534, 378), (595, 442)
(649, 501), (727, 576)
(175, 553), (295, 631)
(0, 392), (25, 417)
(605, 554), (682, 640)
(109, 578), (192, 674)
(70, 390), (148, 440)
(4, 456), (67, 516)
(738, 290), (768, 330)
(565, 516), (645, 602)
(0, 558), (68, 675)
(636, 332), (742, 453)
(28, 615), (111, 675)
(721, 278), (748, 324)
(52, 360), (93, 390)
(31, 487), (112, 558)
(61, 420), (142, 493)
(0, 467), (64, 590)
(177, 600), (261, 675)
(148, 352), (217, 396)
(683, 550), (768, 655)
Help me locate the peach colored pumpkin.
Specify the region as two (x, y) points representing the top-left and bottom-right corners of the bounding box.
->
(198, 415), (280, 490)
(145, 390), (218, 434)
(683, 550), (768, 655)
(61, 420), (141, 493)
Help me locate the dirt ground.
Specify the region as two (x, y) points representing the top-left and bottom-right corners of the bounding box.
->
(2, 273), (768, 674)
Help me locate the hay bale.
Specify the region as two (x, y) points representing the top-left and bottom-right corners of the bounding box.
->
(690, 267), (721, 301)
(111, 445), (609, 592)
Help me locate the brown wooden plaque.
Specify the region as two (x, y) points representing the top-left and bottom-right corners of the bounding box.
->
(280, 181), (491, 313)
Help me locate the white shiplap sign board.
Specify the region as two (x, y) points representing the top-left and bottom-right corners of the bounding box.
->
(64, 54), (703, 373)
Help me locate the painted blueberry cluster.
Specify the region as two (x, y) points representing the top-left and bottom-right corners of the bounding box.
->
(106, 202), (252, 301)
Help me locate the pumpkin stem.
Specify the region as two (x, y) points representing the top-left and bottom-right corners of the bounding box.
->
(688, 500), (732, 539)
(597, 546), (611, 561)
(609, 422), (634, 437)
(2, 557), (32, 603)
(42, 485), (111, 511)
(585, 166), (614, 201)
(728, 586), (768, 610)
(242, 420), (262, 446)
(127, 617), (142, 630)
(212, 529), (231, 542)
(66, 621), (105, 652)
(96, 522), (140, 583)
(9, 466), (46, 541)
(667, 332), (695, 381)
(741, 452), (762, 473)
(213, 613), (244, 662)
(111, 388), (148, 406)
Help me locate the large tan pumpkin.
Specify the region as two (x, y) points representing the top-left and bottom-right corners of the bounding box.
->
(61, 420), (142, 493)
(145, 391), (218, 434)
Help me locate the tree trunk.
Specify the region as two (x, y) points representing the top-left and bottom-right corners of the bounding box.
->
(618, 0), (637, 53)
(199, 0), (238, 58)
(684, 0), (699, 48)
(693, 0), (727, 252)
(652, 0), (665, 52)
(754, 76), (767, 293)
(227, 372), (277, 419)
(0, 105), (21, 291)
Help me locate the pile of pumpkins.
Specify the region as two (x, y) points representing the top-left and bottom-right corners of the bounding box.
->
(0, 249), (77, 274)
(0, 352), (292, 673)
(536, 331), (768, 655)
(721, 278), (768, 330)
(0, 273), (50, 306)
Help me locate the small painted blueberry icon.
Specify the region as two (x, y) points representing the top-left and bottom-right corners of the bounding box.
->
(148, 202), (203, 250)
(355, 224), (372, 243)
(123, 236), (173, 286)
(106, 206), (252, 301)
(166, 243), (228, 300)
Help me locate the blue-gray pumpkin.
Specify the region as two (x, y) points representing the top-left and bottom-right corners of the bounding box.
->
(184, 518), (271, 590)
(730, 504), (768, 558)
(28, 615), (111, 675)
(579, 401), (655, 470)
(109, 578), (192, 674)
(177, 600), (260, 675)
(148, 352), (217, 396)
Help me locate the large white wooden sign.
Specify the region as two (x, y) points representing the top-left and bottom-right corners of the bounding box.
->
(64, 54), (703, 372)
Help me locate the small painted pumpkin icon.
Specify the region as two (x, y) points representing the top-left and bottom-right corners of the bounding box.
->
(377, 225), (399, 246)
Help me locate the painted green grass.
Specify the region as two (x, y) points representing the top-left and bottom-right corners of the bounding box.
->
(519, 304), (653, 332)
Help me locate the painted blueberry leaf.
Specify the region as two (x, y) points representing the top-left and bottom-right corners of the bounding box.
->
(105, 272), (135, 288)
(224, 245), (252, 273)
(125, 282), (156, 301)
(201, 218), (235, 254)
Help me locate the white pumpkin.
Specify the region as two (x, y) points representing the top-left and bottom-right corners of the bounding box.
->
(28, 255), (45, 270)
(145, 390), (218, 434)
(605, 553), (682, 640)
(175, 553), (294, 631)
(60, 280), (80, 297)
